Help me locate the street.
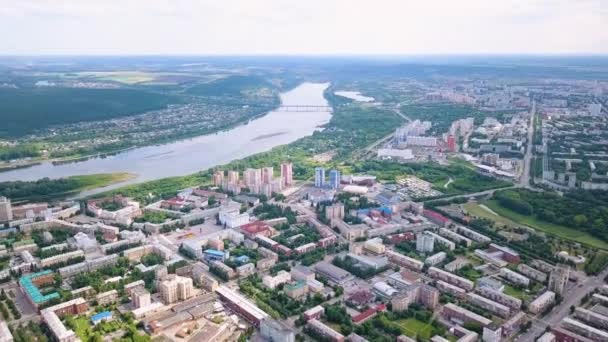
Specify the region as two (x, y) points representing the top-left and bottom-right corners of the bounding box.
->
(520, 100), (536, 188)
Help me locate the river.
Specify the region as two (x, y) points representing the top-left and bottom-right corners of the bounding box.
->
(0, 82), (332, 197)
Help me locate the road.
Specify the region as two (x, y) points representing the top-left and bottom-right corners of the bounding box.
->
(356, 106), (412, 160)
(419, 185), (517, 203)
(520, 100), (536, 187)
(390, 107), (412, 123)
(519, 266), (608, 341)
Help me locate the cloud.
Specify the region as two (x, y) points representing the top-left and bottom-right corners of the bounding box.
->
(0, 0), (606, 55)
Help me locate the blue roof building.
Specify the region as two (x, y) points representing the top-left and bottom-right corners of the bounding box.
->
(19, 270), (59, 306)
(375, 191), (400, 206)
(204, 249), (227, 262)
(91, 311), (113, 325)
(234, 255), (250, 264)
(0, 227), (17, 237)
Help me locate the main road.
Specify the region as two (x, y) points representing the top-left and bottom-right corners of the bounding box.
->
(520, 100), (536, 187)
(518, 266), (608, 341)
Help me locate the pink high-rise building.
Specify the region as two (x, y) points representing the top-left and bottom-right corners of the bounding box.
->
(244, 168), (262, 193)
(447, 135), (456, 152)
(281, 163), (293, 187)
(262, 167), (274, 184)
(227, 171), (239, 185)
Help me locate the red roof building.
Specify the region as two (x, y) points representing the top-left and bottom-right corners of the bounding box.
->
(352, 304), (386, 324)
(423, 209), (451, 227)
(388, 232), (415, 244)
(240, 221), (273, 239)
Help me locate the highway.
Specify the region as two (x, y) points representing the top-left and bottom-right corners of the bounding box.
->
(520, 100), (536, 187)
(519, 266), (608, 341)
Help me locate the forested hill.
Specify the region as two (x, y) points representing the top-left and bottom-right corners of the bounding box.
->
(0, 87), (179, 138)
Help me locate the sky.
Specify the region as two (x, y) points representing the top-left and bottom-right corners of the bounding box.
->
(1, 0), (607, 55)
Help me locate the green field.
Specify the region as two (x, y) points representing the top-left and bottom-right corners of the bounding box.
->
(75, 71), (158, 84)
(68, 316), (93, 341)
(483, 199), (608, 250)
(396, 318), (434, 340)
(187, 75), (270, 96)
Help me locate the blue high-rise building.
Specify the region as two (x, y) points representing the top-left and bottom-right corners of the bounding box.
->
(314, 167), (325, 188)
(329, 169), (341, 189)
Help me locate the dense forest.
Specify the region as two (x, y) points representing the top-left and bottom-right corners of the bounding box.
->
(0, 177), (83, 201)
(0, 144), (41, 161)
(494, 189), (608, 241)
(0, 87), (178, 138)
(0, 173), (132, 202)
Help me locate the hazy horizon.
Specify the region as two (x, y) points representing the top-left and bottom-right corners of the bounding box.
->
(2, 0), (607, 55)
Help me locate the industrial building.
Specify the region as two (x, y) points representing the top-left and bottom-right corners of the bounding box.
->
(314, 261), (352, 285)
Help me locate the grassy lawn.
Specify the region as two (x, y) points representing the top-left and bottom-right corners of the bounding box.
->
(503, 284), (530, 301)
(459, 268), (483, 281)
(504, 283), (542, 302)
(396, 318), (434, 340)
(462, 202), (521, 229)
(71, 316), (93, 340)
(483, 200), (608, 250)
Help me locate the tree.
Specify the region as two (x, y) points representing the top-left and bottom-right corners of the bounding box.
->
(573, 214), (588, 228)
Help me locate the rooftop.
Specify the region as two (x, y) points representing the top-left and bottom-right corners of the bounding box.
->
(19, 270), (59, 304)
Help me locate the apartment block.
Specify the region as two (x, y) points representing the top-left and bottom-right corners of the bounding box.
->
(159, 275), (194, 304)
(500, 268), (530, 287)
(428, 267), (474, 291)
(466, 292), (510, 318)
(528, 291), (555, 314)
